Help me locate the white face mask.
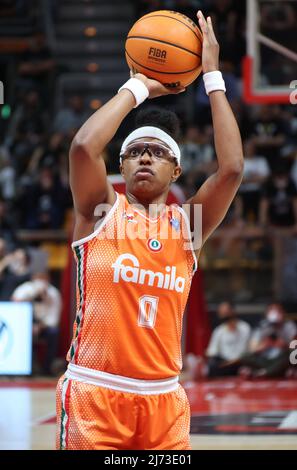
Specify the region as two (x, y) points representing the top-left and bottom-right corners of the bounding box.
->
(266, 309), (282, 323)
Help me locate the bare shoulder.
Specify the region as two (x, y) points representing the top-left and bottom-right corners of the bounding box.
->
(73, 181), (117, 242)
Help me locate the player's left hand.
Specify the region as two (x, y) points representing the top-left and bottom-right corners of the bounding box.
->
(197, 10), (219, 73)
(130, 71), (186, 98)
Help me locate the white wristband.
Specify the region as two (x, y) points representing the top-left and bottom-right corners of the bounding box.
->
(203, 71), (226, 96)
(118, 78), (149, 108)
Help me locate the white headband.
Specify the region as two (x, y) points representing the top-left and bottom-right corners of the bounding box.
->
(120, 126), (181, 164)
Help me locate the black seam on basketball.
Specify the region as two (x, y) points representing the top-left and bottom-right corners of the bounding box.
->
(125, 49), (200, 74)
(133, 13), (202, 43)
(126, 36), (201, 58)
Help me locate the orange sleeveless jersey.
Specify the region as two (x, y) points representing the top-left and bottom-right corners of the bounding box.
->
(67, 193), (197, 380)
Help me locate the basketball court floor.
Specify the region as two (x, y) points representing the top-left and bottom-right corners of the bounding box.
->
(1, 377), (296, 450)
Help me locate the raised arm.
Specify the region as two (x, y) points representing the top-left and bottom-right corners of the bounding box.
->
(187, 11), (244, 247)
(70, 91), (135, 218)
(70, 76), (184, 220)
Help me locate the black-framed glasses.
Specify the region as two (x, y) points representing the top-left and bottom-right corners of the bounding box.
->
(120, 141), (177, 163)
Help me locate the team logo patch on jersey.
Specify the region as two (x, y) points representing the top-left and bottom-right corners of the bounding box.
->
(147, 238), (162, 252)
(170, 217), (180, 231)
(122, 211), (137, 223)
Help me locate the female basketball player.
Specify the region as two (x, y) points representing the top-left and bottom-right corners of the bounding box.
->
(56, 11), (244, 450)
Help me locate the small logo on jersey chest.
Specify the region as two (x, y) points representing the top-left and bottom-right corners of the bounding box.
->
(170, 217), (180, 231)
(147, 238), (162, 252)
(122, 211), (137, 223)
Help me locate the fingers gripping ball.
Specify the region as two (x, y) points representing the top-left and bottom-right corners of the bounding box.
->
(125, 10), (203, 89)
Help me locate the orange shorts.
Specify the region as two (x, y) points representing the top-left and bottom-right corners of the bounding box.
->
(56, 365), (191, 450)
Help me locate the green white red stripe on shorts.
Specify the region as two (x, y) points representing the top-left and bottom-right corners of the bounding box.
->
(60, 377), (71, 450)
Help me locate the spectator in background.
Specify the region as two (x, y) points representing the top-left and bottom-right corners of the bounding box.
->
(205, 301), (251, 377)
(219, 195), (243, 229)
(281, 107), (297, 160)
(16, 31), (56, 105)
(260, 0), (297, 86)
(206, 194), (244, 262)
(180, 124), (215, 176)
(208, 0), (237, 40)
(195, 59), (240, 126)
(0, 146), (16, 202)
(12, 272), (62, 376)
(0, 238), (6, 259)
(0, 199), (17, 247)
(240, 139), (270, 222)
(19, 132), (71, 189)
(208, 0), (245, 67)
(250, 303), (297, 351)
(238, 303), (297, 378)
(5, 90), (46, 145)
(5, 90), (48, 173)
(291, 156), (297, 191)
(248, 105), (286, 165)
(285, 109), (297, 187)
(52, 95), (90, 136)
(0, 247), (31, 300)
(20, 166), (70, 229)
(259, 164), (297, 230)
(260, 1), (296, 52)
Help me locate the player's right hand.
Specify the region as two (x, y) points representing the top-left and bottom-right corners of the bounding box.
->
(197, 11), (219, 73)
(131, 71), (186, 99)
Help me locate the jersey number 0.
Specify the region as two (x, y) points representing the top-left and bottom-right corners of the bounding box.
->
(138, 295), (159, 329)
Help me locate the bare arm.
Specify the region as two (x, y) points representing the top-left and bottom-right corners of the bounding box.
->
(187, 12), (244, 247)
(70, 76), (185, 220)
(70, 91), (134, 218)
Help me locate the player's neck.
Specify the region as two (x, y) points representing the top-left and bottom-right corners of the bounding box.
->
(125, 191), (168, 217)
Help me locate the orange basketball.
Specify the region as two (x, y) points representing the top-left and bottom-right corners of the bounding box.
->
(125, 10), (203, 88)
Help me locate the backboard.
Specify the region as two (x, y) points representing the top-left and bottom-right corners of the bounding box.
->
(243, 0), (297, 104)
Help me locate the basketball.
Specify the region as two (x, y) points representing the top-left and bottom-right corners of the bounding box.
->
(125, 10), (203, 88)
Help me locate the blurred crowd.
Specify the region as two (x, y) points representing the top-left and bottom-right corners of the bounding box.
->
(0, 239), (62, 375)
(184, 300), (297, 380)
